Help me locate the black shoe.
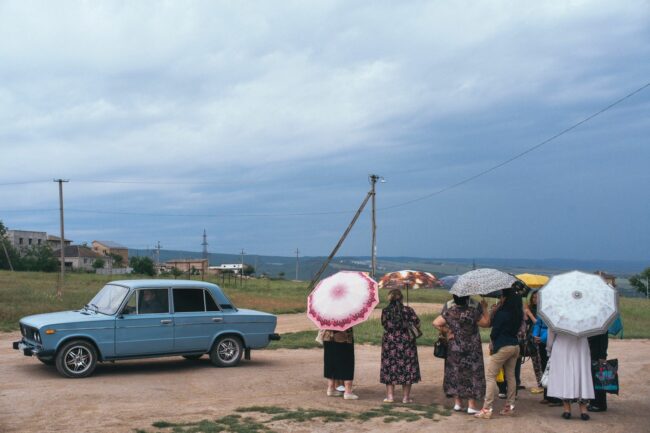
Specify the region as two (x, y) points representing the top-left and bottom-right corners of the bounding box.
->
(562, 412), (571, 420)
(587, 405), (605, 412)
(581, 413), (590, 421)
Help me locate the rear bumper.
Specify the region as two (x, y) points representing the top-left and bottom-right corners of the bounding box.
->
(12, 339), (54, 359)
(269, 333), (281, 341)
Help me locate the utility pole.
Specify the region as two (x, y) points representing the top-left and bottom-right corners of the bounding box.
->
(1, 237), (13, 271)
(202, 229), (209, 261)
(54, 179), (69, 298)
(155, 241), (162, 274)
(295, 248), (300, 281)
(309, 179), (377, 290)
(368, 174), (384, 279)
(240, 248), (245, 287)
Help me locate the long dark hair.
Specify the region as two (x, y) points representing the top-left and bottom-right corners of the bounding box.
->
(453, 294), (469, 306)
(501, 287), (523, 332)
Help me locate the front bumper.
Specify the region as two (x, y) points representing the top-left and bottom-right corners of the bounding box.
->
(269, 333), (281, 341)
(12, 339), (54, 359)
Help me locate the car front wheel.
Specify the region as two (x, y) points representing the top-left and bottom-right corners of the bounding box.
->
(210, 335), (243, 367)
(55, 340), (97, 378)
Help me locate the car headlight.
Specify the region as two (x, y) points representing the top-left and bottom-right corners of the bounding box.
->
(34, 331), (41, 343)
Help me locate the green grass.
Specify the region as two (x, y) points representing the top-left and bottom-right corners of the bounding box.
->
(140, 405), (450, 432)
(0, 270), (450, 331)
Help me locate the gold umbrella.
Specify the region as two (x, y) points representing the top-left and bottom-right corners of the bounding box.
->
(516, 273), (549, 289)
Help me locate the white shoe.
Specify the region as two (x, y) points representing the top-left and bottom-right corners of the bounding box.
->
(453, 404), (464, 412)
(467, 407), (480, 415)
(343, 393), (359, 400)
(336, 385), (345, 392)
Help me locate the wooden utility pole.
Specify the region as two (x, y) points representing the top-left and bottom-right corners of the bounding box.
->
(295, 248), (300, 281)
(1, 238), (13, 271)
(369, 174), (379, 279)
(54, 179), (69, 298)
(240, 248), (245, 287)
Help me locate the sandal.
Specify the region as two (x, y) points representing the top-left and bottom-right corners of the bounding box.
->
(383, 397), (394, 403)
(499, 405), (515, 416)
(402, 397), (413, 404)
(474, 408), (492, 419)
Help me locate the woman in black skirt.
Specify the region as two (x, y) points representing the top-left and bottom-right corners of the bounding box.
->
(323, 328), (357, 399)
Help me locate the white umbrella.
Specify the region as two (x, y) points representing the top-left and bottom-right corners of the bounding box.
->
(307, 271), (379, 331)
(449, 268), (517, 296)
(538, 270), (618, 338)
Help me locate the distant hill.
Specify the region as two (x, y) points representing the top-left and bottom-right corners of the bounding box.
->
(129, 249), (647, 296)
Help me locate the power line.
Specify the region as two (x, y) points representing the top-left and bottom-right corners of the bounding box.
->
(380, 81), (650, 210)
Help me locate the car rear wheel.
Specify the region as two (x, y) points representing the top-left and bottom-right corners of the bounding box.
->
(210, 335), (243, 367)
(55, 340), (97, 378)
(182, 354), (203, 360)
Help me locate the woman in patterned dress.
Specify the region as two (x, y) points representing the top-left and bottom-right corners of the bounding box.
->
(433, 295), (490, 414)
(380, 289), (421, 403)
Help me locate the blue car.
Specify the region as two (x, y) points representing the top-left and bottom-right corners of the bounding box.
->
(12, 279), (280, 378)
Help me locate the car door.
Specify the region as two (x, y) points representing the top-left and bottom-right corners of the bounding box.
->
(172, 287), (223, 352)
(115, 288), (174, 356)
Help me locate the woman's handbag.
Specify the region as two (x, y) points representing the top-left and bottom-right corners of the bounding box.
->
(433, 336), (448, 359)
(541, 361), (551, 388)
(592, 359), (619, 395)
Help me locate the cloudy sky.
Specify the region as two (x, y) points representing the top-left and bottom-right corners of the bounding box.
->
(1, 0), (649, 261)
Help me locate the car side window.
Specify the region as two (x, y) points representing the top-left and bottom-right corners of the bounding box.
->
(173, 288), (206, 313)
(122, 293), (137, 315)
(205, 291), (220, 311)
(137, 289), (169, 314)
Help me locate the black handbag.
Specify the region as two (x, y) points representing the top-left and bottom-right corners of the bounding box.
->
(433, 336), (448, 359)
(593, 359), (619, 395)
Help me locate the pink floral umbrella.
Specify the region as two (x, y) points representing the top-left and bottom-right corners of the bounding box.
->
(307, 271), (379, 331)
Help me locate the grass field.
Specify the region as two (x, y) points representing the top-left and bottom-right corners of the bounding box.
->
(1, 271), (647, 343)
(0, 270), (451, 331)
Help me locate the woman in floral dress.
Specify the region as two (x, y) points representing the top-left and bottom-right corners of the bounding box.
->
(433, 295), (490, 414)
(380, 289), (421, 403)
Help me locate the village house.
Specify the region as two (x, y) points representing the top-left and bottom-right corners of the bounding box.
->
(165, 258), (209, 275)
(92, 240), (129, 265)
(53, 245), (108, 272)
(5, 230), (71, 253)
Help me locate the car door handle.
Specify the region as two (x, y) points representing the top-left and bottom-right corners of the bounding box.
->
(212, 317), (223, 323)
(160, 319), (172, 324)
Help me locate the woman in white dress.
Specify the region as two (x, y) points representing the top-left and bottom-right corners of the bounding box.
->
(546, 328), (595, 421)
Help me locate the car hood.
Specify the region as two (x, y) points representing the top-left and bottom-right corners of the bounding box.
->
(20, 310), (113, 329)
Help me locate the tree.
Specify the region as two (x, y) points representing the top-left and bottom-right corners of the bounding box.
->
(629, 267), (650, 297)
(243, 264), (255, 276)
(92, 258), (105, 270)
(171, 267), (183, 279)
(278, 271), (285, 279)
(0, 220), (19, 271)
(109, 253), (124, 268)
(130, 256), (155, 276)
(19, 245), (58, 272)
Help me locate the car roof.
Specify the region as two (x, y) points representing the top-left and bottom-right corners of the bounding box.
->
(108, 279), (220, 290)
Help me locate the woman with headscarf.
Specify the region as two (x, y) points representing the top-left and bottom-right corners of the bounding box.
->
(433, 294), (490, 414)
(380, 289), (421, 403)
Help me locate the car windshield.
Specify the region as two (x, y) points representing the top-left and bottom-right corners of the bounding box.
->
(87, 284), (130, 315)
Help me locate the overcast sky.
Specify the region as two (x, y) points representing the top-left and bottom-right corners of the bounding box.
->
(1, 0), (649, 261)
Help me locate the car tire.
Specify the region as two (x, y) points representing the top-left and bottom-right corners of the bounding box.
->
(182, 354), (203, 360)
(55, 340), (98, 378)
(210, 335), (243, 367)
(37, 357), (55, 366)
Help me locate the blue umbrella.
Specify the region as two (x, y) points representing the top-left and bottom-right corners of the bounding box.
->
(439, 275), (459, 290)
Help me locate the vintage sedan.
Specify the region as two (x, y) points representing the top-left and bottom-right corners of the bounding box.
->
(13, 280), (280, 378)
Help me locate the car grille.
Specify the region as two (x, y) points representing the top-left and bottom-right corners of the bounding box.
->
(20, 324), (38, 342)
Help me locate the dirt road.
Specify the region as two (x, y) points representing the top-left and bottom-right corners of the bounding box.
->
(1, 330), (649, 433)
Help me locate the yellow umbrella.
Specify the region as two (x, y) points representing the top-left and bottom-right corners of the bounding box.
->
(516, 273), (549, 288)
